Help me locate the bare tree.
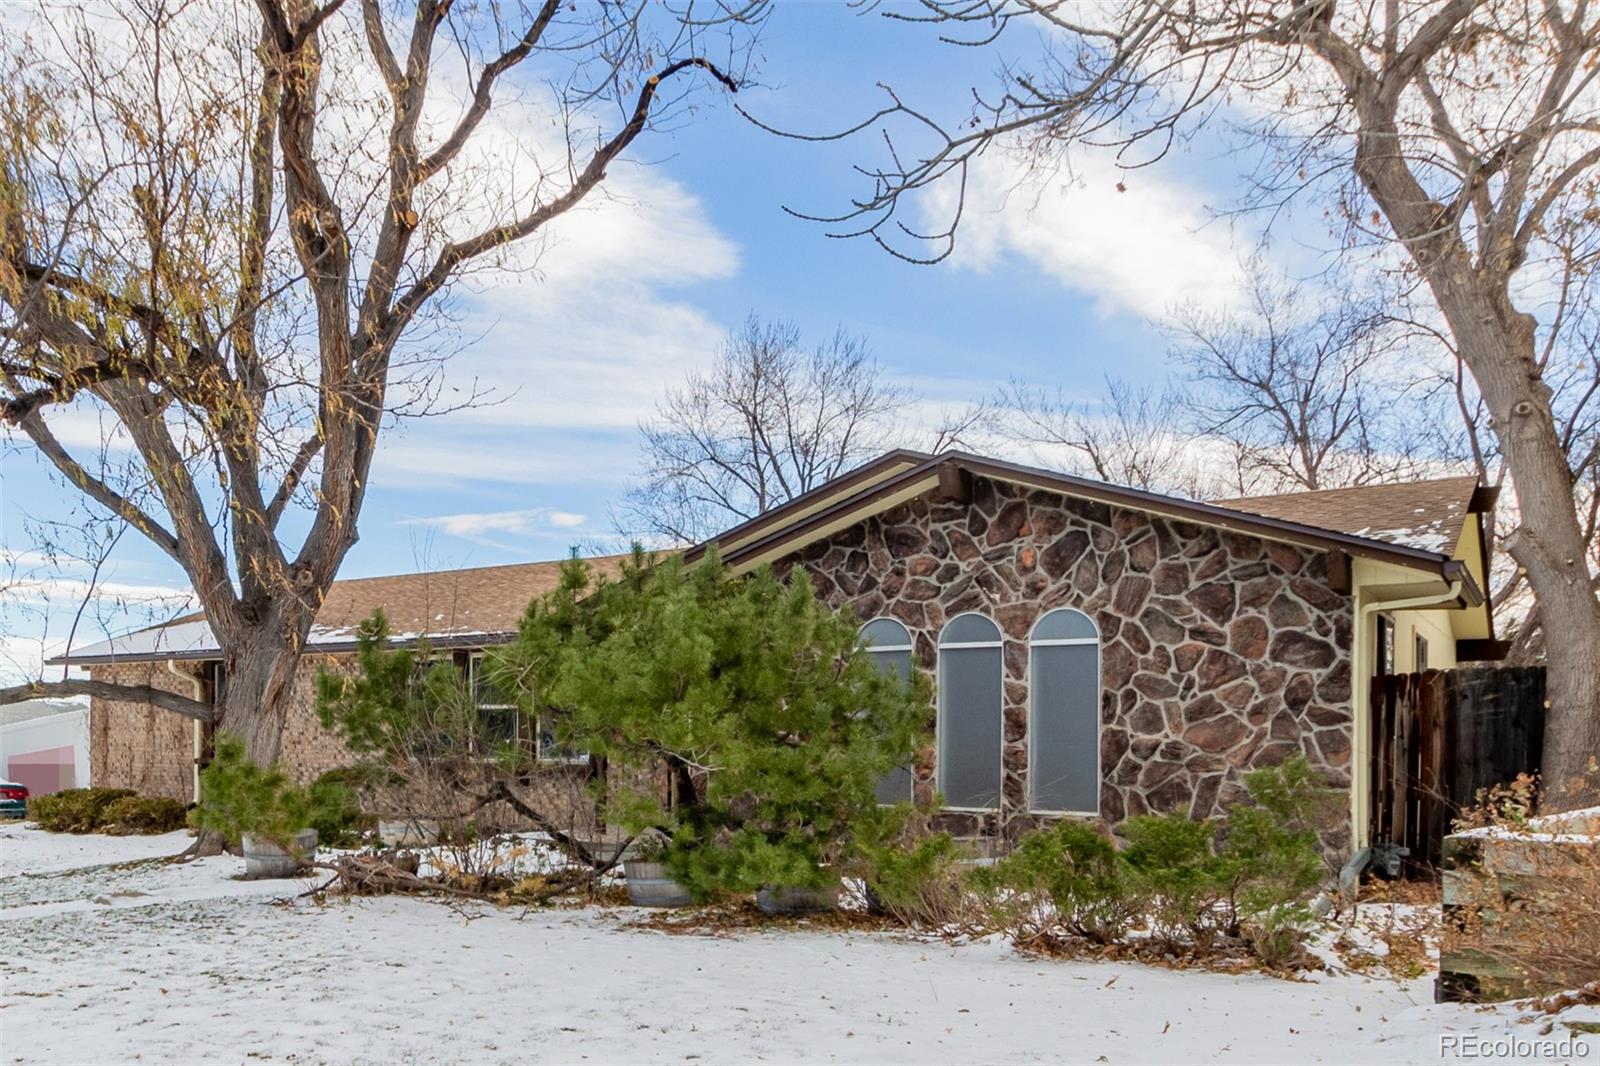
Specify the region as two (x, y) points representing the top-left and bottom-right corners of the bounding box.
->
(1170, 262), (1417, 493)
(1413, 222), (1600, 664)
(0, 0), (756, 792)
(996, 377), (1214, 497)
(623, 315), (915, 542)
(793, 0), (1600, 807)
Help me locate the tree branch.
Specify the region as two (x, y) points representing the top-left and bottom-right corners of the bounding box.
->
(385, 57), (739, 345)
(1, 679), (215, 723)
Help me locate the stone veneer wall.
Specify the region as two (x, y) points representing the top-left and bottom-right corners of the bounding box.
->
(781, 476), (1354, 851)
(89, 656), (355, 801)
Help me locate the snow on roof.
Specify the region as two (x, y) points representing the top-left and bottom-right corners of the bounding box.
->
(0, 698), (90, 727)
(53, 555), (630, 666)
(1214, 476), (1480, 557)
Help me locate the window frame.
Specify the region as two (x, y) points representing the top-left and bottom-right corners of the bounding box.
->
(468, 652), (589, 765)
(860, 616), (916, 805)
(1414, 633), (1429, 672)
(1027, 608), (1102, 817)
(1376, 614), (1396, 677)
(466, 652), (525, 757)
(936, 611), (1005, 813)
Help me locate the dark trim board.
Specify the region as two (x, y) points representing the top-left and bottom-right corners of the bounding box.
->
(1455, 639), (1511, 663)
(682, 449), (931, 565)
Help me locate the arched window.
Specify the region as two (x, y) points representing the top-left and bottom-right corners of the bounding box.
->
(938, 613), (1003, 810)
(1029, 608), (1101, 814)
(860, 618), (915, 804)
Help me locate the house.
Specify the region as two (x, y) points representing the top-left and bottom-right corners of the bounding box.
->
(52, 450), (1500, 854)
(1, 698), (91, 795)
(52, 557), (627, 803)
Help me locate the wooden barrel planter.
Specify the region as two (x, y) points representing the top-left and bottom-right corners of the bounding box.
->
(1438, 807), (1599, 1003)
(241, 829), (318, 879)
(623, 861), (694, 907)
(756, 884), (838, 915)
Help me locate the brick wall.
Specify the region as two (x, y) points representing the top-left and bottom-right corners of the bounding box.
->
(88, 662), (200, 802)
(89, 656), (355, 801)
(275, 656), (355, 783)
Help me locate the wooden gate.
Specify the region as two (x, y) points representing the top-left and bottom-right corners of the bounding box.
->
(1368, 666), (1546, 871)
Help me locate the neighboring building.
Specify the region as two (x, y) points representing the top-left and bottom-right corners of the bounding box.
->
(1, 699), (91, 795)
(54, 558), (627, 803)
(53, 450), (1501, 854)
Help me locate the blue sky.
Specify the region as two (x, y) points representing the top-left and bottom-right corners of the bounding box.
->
(1, 3), (1273, 681)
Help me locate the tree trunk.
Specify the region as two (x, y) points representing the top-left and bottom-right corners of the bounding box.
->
(191, 630), (309, 856)
(1345, 106), (1600, 812)
(216, 638), (306, 767)
(1430, 277), (1600, 810)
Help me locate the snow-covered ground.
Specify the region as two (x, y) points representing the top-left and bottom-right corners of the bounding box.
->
(1, 825), (1593, 1064)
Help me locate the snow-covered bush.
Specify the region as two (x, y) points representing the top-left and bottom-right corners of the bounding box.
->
(27, 787), (136, 832)
(849, 805), (974, 928)
(973, 821), (1133, 946)
(98, 795), (188, 835)
(26, 787), (183, 834)
(968, 756), (1334, 968)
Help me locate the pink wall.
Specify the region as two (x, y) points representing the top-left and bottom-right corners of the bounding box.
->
(8, 746), (76, 795)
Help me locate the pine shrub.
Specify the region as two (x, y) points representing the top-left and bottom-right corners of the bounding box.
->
(972, 755), (1335, 967)
(850, 806), (973, 928)
(1122, 814), (1236, 949)
(495, 549), (929, 900)
(306, 768), (375, 846)
(192, 734), (315, 849)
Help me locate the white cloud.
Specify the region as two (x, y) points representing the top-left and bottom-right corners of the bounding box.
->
(369, 155), (737, 487)
(924, 147), (1247, 320)
(408, 507), (592, 539)
(3, 576), (193, 609)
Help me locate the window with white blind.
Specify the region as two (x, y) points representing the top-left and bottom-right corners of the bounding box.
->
(861, 617), (916, 804)
(937, 613), (1003, 810)
(1029, 608), (1101, 814)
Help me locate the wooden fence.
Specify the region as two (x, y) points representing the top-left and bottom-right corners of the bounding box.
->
(1368, 666), (1546, 872)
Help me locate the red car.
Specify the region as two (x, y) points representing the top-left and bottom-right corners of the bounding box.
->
(1, 779), (29, 819)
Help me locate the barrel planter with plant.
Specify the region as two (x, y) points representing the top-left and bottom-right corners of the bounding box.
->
(623, 860), (695, 907)
(619, 834), (693, 906)
(241, 828), (319, 878)
(193, 734), (329, 878)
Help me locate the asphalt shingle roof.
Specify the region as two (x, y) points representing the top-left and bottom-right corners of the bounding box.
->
(1214, 476), (1481, 555)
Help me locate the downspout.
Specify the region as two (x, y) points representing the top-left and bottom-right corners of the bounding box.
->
(166, 660), (207, 804)
(1353, 574), (1464, 864)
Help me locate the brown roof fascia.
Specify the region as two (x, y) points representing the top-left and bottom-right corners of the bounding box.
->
(715, 457), (949, 568)
(717, 452), (1471, 586)
(683, 448), (932, 564)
